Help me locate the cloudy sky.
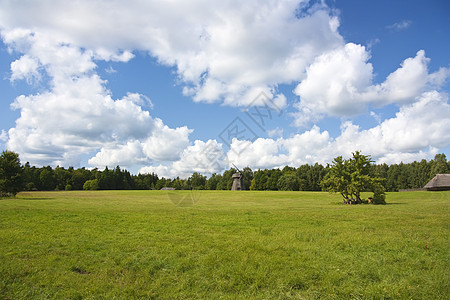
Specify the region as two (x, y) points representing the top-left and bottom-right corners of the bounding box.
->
(0, 0), (449, 178)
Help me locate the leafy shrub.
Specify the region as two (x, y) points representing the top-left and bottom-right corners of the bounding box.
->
(372, 184), (386, 205)
(83, 179), (99, 190)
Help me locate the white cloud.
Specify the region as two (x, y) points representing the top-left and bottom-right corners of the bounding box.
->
(10, 55), (40, 83)
(1, 5), (200, 168)
(87, 120), (192, 170)
(373, 91), (450, 155)
(228, 138), (287, 170)
(94, 49), (134, 62)
(7, 72), (191, 167)
(0, 0), (344, 107)
(267, 127), (284, 138)
(139, 139), (226, 178)
(142, 119), (192, 161)
(0, 0), (347, 170)
(228, 91), (450, 169)
(105, 65), (117, 74)
(386, 20), (412, 31)
(294, 43), (373, 121)
(88, 140), (148, 169)
(0, 130), (8, 142)
(365, 50), (432, 105)
(293, 45), (449, 127)
(0, 1), (449, 175)
(121, 92), (153, 109)
(227, 125), (332, 169)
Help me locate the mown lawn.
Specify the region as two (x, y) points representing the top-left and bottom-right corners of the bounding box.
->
(0, 190), (449, 299)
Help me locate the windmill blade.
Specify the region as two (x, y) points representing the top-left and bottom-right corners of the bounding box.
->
(232, 163), (242, 173)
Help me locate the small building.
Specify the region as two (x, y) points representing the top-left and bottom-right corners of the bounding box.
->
(424, 174), (450, 191)
(161, 187), (176, 190)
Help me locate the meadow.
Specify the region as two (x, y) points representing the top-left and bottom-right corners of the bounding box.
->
(0, 190), (448, 299)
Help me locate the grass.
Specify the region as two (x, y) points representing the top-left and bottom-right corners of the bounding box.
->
(0, 190), (449, 299)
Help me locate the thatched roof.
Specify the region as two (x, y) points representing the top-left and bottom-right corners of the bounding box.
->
(424, 174), (450, 191)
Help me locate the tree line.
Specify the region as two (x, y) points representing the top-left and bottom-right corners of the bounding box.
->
(0, 150), (449, 196)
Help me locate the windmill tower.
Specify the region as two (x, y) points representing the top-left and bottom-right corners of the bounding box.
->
(231, 164), (243, 191)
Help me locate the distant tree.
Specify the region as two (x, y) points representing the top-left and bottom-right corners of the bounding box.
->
(98, 167), (115, 189)
(277, 172), (299, 191)
(39, 167), (55, 190)
(417, 159), (432, 187)
(430, 154), (448, 177)
(9, 152), (446, 195)
(156, 177), (172, 190)
(206, 173), (221, 190)
(250, 169), (268, 190)
(307, 163), (327, 191)
(54, 166), (70, 190)
(133, 173), (158, 190)
(71, 168), (91, 190)
(282, 166), (296, 173)
(296, 164), (327, 191)
(0, 150), (23, 196)
(83, 179), (99, 190)
(189, 172), (206, 190)
(23, 162), (37, 190)
(241, 167), (253, 190)
(321, 151), (385, 204)
(386, 164), (400, 191)
(266, 169), (282, 190)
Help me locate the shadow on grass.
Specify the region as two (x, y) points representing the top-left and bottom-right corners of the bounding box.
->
(332, 202), (406, 206)
(16, 197), (56, 201)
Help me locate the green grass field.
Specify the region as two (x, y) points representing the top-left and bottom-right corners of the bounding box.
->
(0, 190), (449, 299)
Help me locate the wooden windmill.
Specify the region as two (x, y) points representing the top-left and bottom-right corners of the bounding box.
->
(231, 163), (243, 191)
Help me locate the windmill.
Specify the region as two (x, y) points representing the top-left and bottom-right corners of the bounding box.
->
(231, 163), (243, 191)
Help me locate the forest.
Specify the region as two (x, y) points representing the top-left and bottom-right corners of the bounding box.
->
(13, 153), (449, 192)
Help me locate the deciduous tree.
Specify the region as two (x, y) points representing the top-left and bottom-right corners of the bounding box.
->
(0, 150), (23, 196)
(321, 151), (385, 204)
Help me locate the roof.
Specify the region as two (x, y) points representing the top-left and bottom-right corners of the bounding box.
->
(424, 174), (450, 191)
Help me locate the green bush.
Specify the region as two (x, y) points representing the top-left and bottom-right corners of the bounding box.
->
(83, 179), (99, 190)
(371, 188), (386, 205)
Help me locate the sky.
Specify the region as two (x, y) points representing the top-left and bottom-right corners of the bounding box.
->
(0, 0), (449, 178)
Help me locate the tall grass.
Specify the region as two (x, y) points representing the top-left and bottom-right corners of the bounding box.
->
(0, 190), (448, 299)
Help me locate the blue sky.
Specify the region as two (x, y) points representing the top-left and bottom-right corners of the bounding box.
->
(0, 0), (449, 177)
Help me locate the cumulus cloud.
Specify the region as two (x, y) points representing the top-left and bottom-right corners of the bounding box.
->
(0, 4), (199, 168)
(0, 0), (347, 170)
(0, 0), (449, 175)
(293, 43), (373, 125)
(227, 125), (331, 169)
(365, 50), (434, 105)
(0, 0), (344, 108)
(10, 55), (40, 83)
(142, 120), (192, 161)
(7, 69), (191, 167)
(229, 91), (450, 168)
(115, 90), (450, 174)
(88, 140), (148, 169)
(139, 139), (226, 178)
(293, 45), (449, 127)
